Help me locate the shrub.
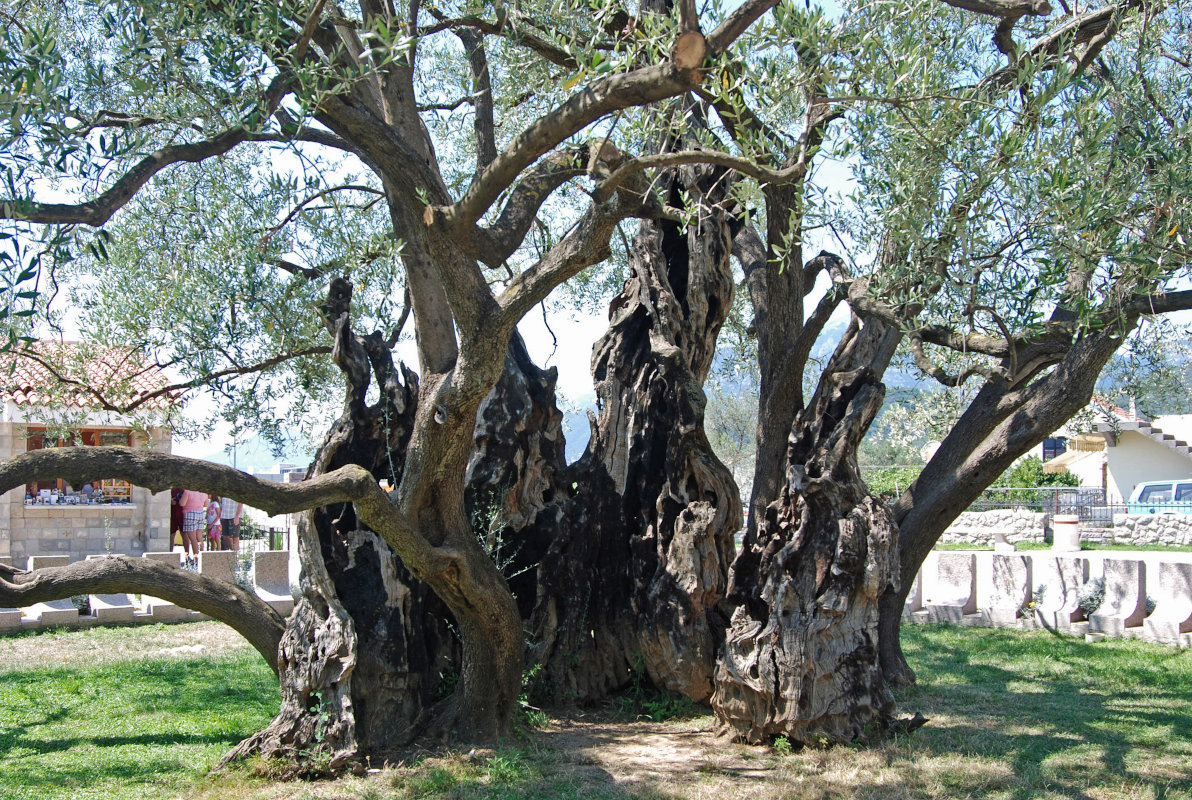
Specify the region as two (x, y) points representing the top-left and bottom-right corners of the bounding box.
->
(1078, 577), (1105, 616)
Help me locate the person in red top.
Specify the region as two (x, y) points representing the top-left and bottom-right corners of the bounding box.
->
(179, 489), (208, 568)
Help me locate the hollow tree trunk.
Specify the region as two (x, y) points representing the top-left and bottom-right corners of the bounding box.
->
(224, 281), (454, 771)
(714, 316), (899, 744)
(877, 326), (1133, 686)
(465, 332), (568, 619)
(524, 162), (741, 704)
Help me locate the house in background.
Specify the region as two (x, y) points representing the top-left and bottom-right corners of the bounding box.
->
(1043, 400), (1192, 503)
(0, 342), (175, 563)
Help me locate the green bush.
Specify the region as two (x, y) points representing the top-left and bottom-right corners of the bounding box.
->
(994, 456), (1080, 488)
(864, 466), (922, 499)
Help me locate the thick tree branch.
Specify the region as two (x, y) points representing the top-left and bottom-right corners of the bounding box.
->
(425, 33), (718, 230)
(0, 448), (448, 583)
(937, 0), (1051, 16)
(705, 0), (779, 57)
(473, 147), (589, 265)
(0, 558), (285, 672)
(3, 77), (292, 227)
(1123, 288), (1192, 315)
(457, 30), (498, 175)
(496, 197), (631, 324)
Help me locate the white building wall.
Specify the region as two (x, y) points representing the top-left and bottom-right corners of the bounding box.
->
(1105, 430), (1192, 503)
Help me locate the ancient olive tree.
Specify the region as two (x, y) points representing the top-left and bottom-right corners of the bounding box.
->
(700, 0), (1192, 721)
(0, 0), (784, 767)
(2, 0), (1191, 767)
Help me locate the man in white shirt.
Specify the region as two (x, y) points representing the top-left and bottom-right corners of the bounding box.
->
(220, 496), (243, 552)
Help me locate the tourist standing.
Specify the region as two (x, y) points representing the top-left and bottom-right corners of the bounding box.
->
(220, 496), (243, 553)
(179, 489), (208, 567)
(205, 497), (222, 550)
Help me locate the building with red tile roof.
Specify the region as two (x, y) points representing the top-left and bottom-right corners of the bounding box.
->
(0, 342), (174, 564)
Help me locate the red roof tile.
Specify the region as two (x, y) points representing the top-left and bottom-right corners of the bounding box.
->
(1, 341), (177, 411)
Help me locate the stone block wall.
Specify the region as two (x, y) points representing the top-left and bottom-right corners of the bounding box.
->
(1111, 514), (1192, 547)
(939, 508), (1048, 545)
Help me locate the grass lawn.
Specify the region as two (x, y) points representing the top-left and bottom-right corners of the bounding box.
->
(0, 622), (1190, 799)
(0, 623), (277, 800)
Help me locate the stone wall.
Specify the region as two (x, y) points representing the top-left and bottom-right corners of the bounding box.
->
(1110, 514), (1192, 547)
(6, 504), (165, 563)
(939, 508), (1048, 545)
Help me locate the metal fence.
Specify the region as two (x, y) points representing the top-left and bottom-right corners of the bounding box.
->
(968, 487), (1116, 522)
(967, 486), (1192, 522)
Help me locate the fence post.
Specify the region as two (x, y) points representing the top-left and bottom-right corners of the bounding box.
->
(269, 528), (283, 550)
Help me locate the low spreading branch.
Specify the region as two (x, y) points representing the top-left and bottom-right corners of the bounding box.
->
(0, 558), (285, 672)
(0, 448), (449, 583)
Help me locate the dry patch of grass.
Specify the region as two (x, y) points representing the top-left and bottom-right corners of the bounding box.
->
(0, 620), (253, 670)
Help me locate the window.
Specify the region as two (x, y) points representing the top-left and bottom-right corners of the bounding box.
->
(1042, 437), (1068, 462)
(1138, 484), (1173, 503)
(24, 427), (133, 500)
(1176, 483), (1192, 502)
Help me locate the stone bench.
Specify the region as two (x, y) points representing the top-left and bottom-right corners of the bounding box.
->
(1143, 561), (1192, 646)
(979, 553), (1032, 628)
(190, 551), (238, 620)
(920, 552), (978, 624)
(138, 551), (189, 621)
(1089, 558), (1147, 637)
(21, 555), (80, 627)
(1034, 555), (1089, 633)
(0, 555), (20, 631)
(85, 555), (137, 624)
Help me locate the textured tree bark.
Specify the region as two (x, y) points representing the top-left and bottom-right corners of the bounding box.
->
(223, 280), (452, 772)
(522, 163), (741, 704)
(714, 316), (899, 744)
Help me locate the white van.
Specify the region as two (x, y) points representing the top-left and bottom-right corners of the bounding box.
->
(1127, 479), (1192, 514)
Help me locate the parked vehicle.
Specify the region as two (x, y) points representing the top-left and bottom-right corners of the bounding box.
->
(1126, 479), (1192, 514)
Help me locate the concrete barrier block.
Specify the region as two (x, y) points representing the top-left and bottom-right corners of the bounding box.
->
(27, 555), (70, 570)
(82, 555), (136, 624)
(1089, 559), (1147, 637)
(138, 552), (188, 621)
(1035, 555), (1089, 632)
(1143, 561), (1192, 646)
(23, 599), (79, 626)
(198, 550), (236, 584)
(923, 552), (977, 623)
(0, 555), (19, 629)
(985, 554), (1032, 628)
(253, 550), (294, 616)
(20, 555), (78, 626)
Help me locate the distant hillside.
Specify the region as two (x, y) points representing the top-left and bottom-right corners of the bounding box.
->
(192, 434), (313, 473)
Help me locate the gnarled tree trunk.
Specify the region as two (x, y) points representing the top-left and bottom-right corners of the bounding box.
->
(224, 280), (454, 771)
(714, 316), (898, 744)
(524, 162), (741, 704)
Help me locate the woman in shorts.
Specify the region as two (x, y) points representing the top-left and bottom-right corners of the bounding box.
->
(180, 489), (208, 567)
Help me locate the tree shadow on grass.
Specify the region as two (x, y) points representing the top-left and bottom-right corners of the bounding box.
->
(0, 657), (276, 797)
(895, 626), (1192, 800)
